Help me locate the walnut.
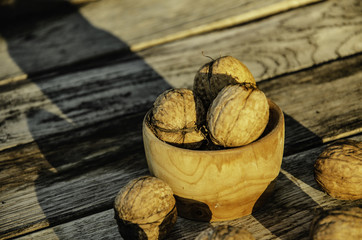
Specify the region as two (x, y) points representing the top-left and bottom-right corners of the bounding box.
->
(310, 207), (362, 240)
(149, 88), (206, 149)
(114, 176), (177, 240)
(195, 225), (255, 240)
(207, 83), (269, 147)
(193, 56), (256, 108)
(314, 139), (362, 200)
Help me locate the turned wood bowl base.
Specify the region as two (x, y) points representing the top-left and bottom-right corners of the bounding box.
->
(174, 178), (276, 222)
(114, 205), (177, 240)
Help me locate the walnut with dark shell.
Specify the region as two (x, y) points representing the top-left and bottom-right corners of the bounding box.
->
(195, 225), (255, 240)
(114, 176), (177, 240)
(310, 206), (362, 240)
(314, 139), (362, 200)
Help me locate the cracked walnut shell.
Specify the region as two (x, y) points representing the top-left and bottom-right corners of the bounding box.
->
(193, 56), (256, 108)
(149, 88), (206, 149)
(207, 84), (269, 147)
(314, 139), (362, 200)
(114, 176), (177, 240)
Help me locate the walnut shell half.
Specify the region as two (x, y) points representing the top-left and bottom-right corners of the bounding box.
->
(314, 139), (362, 200)
(114, 176), (177, 240)
(310, 206), (362, 240)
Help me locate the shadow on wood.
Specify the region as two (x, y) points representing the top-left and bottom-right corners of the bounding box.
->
(250, 113), (323, 239)
(0, 0), (129, 77)
(283, 113), (323, 156)
(0, 1), (173, 238)
(252, 173), (319, 240)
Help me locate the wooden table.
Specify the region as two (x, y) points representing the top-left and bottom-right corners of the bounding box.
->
(0, 0), (361, 239)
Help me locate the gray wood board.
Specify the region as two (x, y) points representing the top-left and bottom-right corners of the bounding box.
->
(0, 51), (360, 154)
(13, 135), (362, 240)
(1, 54), (361, 239)
(137, 0), (362, 88)
(79, 0), (322, 51)
(259, 54), (362, 154)
(1, 0), (361, 152)
(0, 0), (321, 80)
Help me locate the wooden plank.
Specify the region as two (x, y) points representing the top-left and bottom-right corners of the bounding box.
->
(0, 55), (170, 151)
(0, 0), (321, 80)
(259, 54), (362, 155)
(137, 0), (362, 88)
(0, 48), (360, 154)
(1, 54), (361, 239)
(80, 0), (323, 51)
(0, 126), (150, 238)
(12, 135), (362, 240)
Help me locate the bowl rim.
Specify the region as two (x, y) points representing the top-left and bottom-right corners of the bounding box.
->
(143, 98), (284, 155)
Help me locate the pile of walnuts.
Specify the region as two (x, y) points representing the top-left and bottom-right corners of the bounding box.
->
(113, 56), (362, 240)
(148, 55), (269, 150)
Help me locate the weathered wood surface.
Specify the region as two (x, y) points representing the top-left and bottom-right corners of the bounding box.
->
(0, 51), (360, 155)
(1, 52), (361, 239)
(1, 0), (362, 239)
(13, 135), (362, 240)
(0, 0), (320, 81)
(138, 0), (362, 88)
(80, 0), (323, 51)
(259, 54), (362, 154)
(1, 0), (361, 152)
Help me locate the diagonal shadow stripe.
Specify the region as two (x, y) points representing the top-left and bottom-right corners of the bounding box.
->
(0, 1), (172, 238)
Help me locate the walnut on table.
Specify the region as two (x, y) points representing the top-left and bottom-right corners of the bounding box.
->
(114, 176), (177, 240)
(310, 206), (362, 240)
(314, 139), (362, 200)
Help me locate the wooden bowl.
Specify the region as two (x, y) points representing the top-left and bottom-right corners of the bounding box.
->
(142, 99), (284, 222)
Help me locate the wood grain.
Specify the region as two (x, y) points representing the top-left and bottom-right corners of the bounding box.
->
(0, 0), (320, 81)
(11, 135), (362, 240)
(0, 53), (361, 239)
(259, 54), (362, 155)
(0, 1), (361, 238)
(80, 0), (323, 51)
(0, 55), (170, 151)
(138, 0), (362, 88)
(0, 51), (360, 154)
